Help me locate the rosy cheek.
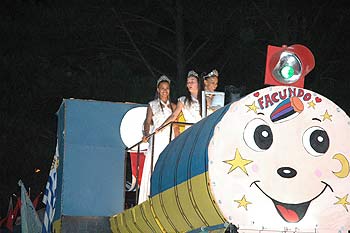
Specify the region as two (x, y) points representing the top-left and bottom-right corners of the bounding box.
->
(314, 169), (322, 178)
(252, 164), (259, 173)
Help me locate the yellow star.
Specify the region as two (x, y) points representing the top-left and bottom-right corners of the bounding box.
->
(321, 110), (332, 121)
(246, 101), (258, 114)
(234, 195), (252, 211)
(308, 101), (316, 109)
(223, 148), (253, 175)
(334, 194), (350, 212)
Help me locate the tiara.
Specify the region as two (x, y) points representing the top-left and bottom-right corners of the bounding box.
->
(187, 70), (199, 78)
(203, 69), (219, 79)
(157, 75), (171, 86)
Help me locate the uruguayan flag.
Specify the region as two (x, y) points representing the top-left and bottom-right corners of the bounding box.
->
(42, 144), (59, 233)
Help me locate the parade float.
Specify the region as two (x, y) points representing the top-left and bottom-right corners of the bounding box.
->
(47, 45), (349, 232)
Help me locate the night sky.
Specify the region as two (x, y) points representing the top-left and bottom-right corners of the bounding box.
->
(1, 0), (350, 218)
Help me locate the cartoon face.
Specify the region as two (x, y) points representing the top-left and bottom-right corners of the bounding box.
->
(208, 86), (350, 232)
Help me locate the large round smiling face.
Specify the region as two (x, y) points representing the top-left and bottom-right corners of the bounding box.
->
(208, 86), (350, 232)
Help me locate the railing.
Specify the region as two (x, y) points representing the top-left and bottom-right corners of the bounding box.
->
(124, 121), (193, 206)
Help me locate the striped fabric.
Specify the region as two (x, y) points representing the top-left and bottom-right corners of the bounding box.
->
(42, 146), (59, 233)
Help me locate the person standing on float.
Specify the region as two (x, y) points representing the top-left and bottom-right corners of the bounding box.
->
(202, 69), (219, 115)
(157, 70), (202, 132)
(138, 75), (177, 204)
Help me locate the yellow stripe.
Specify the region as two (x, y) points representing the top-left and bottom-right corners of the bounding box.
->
(110, 172), (226, 233)
(137, 201), (159, 232)
(112, 213), (131, 233)
(109, 215), (119, 233)
(110, 200), (164, 233)
(123, 209), (142, 233)
(176, 179), (205, 227)
(151, 172), (225, 232)
(190, 172), (226, 225)
(150, 194), (175, 232)
(149, 198), (166, 232)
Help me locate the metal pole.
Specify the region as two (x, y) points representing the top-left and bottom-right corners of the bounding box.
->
(123, 149), (128, 209)
(169, 122), (173, 143)
(135, 144), (141, 204)
(150, 134), (155, 173)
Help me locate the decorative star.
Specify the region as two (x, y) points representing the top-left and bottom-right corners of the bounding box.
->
(234, 195), (252, 211)
(246, 101), (258, 114)
(334, 194), (350, 212)
(321, 110), (332, 121)
(307, 101), (316, 109)
(223, 148), (253, 175)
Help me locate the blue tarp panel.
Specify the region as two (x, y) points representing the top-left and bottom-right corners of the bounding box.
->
(55, 99), (144, 217)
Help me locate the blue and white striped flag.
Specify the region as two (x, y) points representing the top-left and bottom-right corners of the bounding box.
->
(42, 144), (59, 233)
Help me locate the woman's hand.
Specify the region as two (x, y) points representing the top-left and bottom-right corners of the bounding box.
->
(155, 127), (162, 133)
(142, 135), (149, 143)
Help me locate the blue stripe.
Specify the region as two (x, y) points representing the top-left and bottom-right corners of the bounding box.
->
(150, 104), (230, 196)
(42, 161), (58, 233)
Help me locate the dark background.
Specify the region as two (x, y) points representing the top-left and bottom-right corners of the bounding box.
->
(1, 0), (349, 217)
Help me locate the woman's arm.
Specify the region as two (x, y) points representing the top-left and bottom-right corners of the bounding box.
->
(171, 103), (181, 137)
(142, 105), (153, 142)
(157, 101), (183, 131)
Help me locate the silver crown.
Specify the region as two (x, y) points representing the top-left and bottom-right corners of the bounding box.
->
(157, 75), (171, 86)
(204, 69), (219, 79)
(187, 70), (199, 78)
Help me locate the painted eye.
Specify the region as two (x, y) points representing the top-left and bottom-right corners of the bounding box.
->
(244, 118), (273, 152)
(302, 126), (329, 156)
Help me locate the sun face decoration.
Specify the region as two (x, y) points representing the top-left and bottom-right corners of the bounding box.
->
(208, 86), (350, 232)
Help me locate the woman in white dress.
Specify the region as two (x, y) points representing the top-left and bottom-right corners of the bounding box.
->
(138, 75), (177, 204)
(157, 70), (203, 132)
(203, 69), (219, 116)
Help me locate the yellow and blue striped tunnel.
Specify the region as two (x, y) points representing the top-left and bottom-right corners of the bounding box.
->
(110, 104), (231, 233)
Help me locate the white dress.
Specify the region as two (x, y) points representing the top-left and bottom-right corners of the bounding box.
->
(138, 99), (173, 203)
(178, 96), (202, 128)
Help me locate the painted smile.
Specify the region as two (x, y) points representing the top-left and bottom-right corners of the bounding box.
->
(250, 181), (333, 223)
